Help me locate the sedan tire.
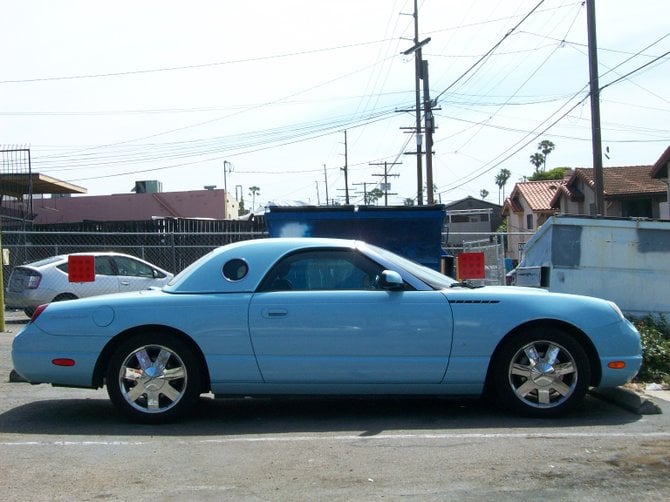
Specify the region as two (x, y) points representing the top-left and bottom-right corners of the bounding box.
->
(492, 328), (591, 418)
(106, 332), (201, 423)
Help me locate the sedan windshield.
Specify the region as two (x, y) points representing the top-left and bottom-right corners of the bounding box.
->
(364, 243), (457, 290)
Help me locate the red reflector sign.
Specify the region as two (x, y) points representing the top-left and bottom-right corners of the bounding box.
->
(68, 255), (95, 282)
(457, 252), (486, 280)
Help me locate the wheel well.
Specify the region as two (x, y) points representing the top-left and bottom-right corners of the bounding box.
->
(92, 325), (211, 393)
(484, 320), (602, 390)
(52, 293), (78, 302)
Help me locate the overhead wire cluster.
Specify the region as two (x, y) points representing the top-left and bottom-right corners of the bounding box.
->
(3, 1), (669, 204)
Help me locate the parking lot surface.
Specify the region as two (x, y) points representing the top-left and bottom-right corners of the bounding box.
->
(2, 313), (669, 501)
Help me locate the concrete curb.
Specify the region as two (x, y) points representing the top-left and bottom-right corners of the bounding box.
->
(589, 387), (663, 415)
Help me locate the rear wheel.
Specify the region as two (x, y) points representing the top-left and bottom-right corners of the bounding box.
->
(492, 328), (590, 417)
(106, 332), (201, 423)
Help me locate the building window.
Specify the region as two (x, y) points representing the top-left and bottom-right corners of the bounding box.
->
(526, 214), (534, 230)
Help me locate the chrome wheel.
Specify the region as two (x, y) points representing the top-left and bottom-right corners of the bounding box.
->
(106, 333), (201, 423)
(118, 344), (188, 413)
(508, 340), (577, 408)
(492, 328), (590, 417)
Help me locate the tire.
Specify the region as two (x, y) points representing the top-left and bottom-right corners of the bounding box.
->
(106, 332), (201, 423)
(23, 307), (35, 318)
(491, 327), (591, 418)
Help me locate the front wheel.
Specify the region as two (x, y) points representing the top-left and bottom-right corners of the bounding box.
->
(491, 328), (591, 417)
(106, 333), (201, 423)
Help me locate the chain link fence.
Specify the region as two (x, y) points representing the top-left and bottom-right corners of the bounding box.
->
(1, 224), (528, 315)
(444, 232), (508, 285)
(2, 230), (266, 277)
(1, 220), (267, 312)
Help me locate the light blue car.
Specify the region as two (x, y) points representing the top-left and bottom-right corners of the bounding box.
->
(12, 238), (642, 423)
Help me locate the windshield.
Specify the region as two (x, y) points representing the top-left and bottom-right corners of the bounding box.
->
(365, 244), (457, 290)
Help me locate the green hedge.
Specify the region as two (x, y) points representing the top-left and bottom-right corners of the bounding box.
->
(631, 314), (670, 384)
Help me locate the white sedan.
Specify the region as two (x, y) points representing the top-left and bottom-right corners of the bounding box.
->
(6, 252), (173, 316)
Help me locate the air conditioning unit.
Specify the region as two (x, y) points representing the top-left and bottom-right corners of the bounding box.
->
(134, 180), (163, 193)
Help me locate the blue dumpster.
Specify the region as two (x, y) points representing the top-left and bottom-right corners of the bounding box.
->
(265, 205), (446, 270)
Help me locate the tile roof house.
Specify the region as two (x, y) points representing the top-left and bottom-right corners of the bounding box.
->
(503, 180), (562, 231)
(501, 151), (670, 260)
(552, 166), (667, 219)
(502, 180), (563, 260)
(651, 146), (670, 219)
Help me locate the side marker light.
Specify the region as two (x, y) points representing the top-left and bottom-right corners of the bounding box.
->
(607, 361), (626, 370)
(52, 358), (76, 367)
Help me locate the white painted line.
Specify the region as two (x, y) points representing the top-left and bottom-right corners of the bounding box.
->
(2, 431), (670, 447)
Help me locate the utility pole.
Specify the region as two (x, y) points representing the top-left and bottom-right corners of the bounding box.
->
(412, 0), (423, 205)
(341, 130), (350, 204)
(586, 0), (604, 216)
(370, 161), (401, 206)
(422, 59), (435, 205)
(315, 181), (320, 205)
(353, 181), (374, 204)
(323, 164), (329, 206)
(401, 0), (432, 205)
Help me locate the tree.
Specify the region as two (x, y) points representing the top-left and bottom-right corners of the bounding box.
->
(365, 188), (384, 205)
(529, 139), (556, 173)
(528, 167), (569, 181)
(495, 168), (511, 205)
(248, 186), (260, 212)
(237, 197), (248, 217)
(529, 152), (544, 172)
(538, 139), (555, 171)
(480, 189), (489, 200)
(403, 197), (415, 206)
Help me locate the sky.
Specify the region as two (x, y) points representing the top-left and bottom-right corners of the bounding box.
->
(1, 0), (669, 210)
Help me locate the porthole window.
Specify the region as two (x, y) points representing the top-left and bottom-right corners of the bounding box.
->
(222, 259), (248, 281)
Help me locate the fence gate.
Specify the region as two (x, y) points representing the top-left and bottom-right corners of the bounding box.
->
(462, 237), (505, 285)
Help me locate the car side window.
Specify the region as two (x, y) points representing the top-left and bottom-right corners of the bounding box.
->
(94, 256), (115, 276)
(113, 256), (155, 278)
(257, 249), (386, 292)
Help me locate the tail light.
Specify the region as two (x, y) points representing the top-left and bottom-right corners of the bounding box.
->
(30, 304), (48, 322)
(25, 271), (42, 289)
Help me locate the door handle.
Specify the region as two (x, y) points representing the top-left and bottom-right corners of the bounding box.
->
(263, 308), (288, 318)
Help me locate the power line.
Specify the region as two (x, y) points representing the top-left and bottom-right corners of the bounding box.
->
(434, 0), (547, 103)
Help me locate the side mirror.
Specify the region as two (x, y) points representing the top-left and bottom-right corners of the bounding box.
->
(378, 270), (404, 291)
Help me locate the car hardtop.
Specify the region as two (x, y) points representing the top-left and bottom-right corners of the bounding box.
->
(163, 237), (370, 294)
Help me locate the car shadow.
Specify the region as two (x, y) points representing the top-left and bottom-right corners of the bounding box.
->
(0, 393), (643, 437)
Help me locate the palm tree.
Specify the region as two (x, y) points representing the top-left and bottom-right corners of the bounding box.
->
(529, 152), (544, 172)
(480, 189), (489, 200)
(495, 168), (511, 205)
(248, 186), (260, 212)
(538, 140), (555, 171)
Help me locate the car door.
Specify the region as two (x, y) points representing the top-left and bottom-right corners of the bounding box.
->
(112, 255), (163, 291)
(248, 248), (453, 384)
